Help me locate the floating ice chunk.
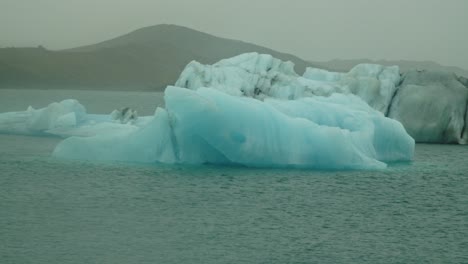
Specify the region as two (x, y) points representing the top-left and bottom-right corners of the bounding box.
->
(53, 108), (176, 163)
(0, 99), (86, 136)
(54, 87), (414, 169)
(388, 70), (468, 144)
(166, 87), (394, 169)
(0, 99), (152, 138)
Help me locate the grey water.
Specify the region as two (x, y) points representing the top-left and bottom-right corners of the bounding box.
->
(0, 89), (164, 115)
(1, 90), (468, 263)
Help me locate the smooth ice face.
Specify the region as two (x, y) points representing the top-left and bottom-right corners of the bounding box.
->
(166, 87), (413, 168)
(53, 108), (176, 163)
(54, 87), (414, 169)
(264, 94), (414, 163)
(175, 53), (401, 114)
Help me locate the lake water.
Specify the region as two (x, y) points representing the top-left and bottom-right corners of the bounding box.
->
(1, 90), (468, 263)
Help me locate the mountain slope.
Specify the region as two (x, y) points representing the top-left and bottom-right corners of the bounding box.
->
(314, 59), (468, 77)
(0, 24), (315, 91)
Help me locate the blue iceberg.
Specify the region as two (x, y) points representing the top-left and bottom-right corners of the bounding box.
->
(53, 86), (414, 169)
(0, 53), (415, 169)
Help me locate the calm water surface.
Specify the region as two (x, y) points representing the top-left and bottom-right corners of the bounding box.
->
(0, 90), (467, 263)
(1, 135), (467, 264)
(0, 89), (164, 115)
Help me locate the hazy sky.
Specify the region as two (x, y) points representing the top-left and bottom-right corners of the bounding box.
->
(1, 0), (467, 69)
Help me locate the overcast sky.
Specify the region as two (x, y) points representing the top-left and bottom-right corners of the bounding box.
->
(1, 0), (467, 69)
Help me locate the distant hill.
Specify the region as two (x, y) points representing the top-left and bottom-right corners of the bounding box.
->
(313, 59), (468, 77)
(0, 24), (315, 91)
(2, 24), (466, 91)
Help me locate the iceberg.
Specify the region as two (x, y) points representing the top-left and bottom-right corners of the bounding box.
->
(0, 53), (417, 169)
(0, 99), (86, 136)
(53, 107), (176, 163)
(53, 86), (414, 169)
(175, 53), (468, 144)
(0, 99), (152, 138)
(388, 70), (468, 144)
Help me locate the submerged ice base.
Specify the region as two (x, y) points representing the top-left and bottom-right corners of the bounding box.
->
(53, 87), (414, 169)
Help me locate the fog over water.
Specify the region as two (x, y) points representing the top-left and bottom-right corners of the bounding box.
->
(1, 0), (467, 70)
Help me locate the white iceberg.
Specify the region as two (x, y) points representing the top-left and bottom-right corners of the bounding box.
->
(388, 70), (468, 144)
(175, 53), (401, 114)
(0, 99), (152, 138)
(0, 99), (86, 136)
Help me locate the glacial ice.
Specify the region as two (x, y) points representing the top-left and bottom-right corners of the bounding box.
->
(176, 53), (401, 114)
(53, 86), (414, 169)
(0, 99), (152, 138)
(175, 53), (468, 144)
(0, 99), (86, 136)
(0, 52), (420, 169)
(388, 70), (468, 144)
(53, 107), (175, 163)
